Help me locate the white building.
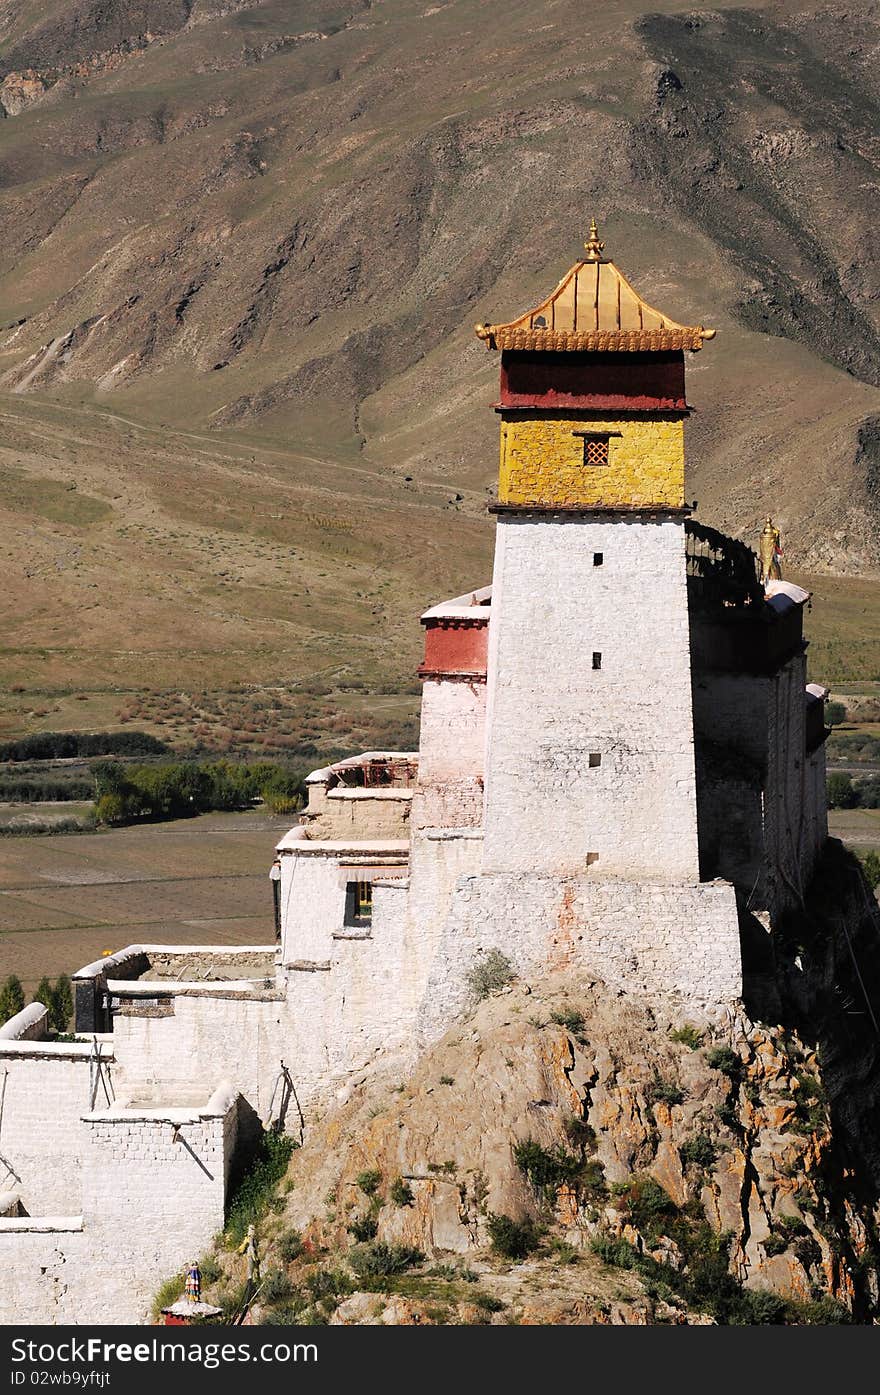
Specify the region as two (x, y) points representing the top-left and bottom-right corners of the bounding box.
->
(0, 231), (828, 1322)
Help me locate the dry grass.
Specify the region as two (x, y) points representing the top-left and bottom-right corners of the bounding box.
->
(0, 808), (292, 994)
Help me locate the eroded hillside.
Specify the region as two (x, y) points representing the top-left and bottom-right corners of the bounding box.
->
(1, 0), (879, 735)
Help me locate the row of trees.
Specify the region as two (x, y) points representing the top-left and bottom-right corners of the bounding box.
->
(0, 731), (169, 762)
(0, 776), (94, 803)
(0, 974), (73, 1031)
(827, 773), (880, 810)
(93, 759), (304, 825)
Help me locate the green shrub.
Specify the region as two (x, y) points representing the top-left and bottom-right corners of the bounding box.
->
(791, 1074), (826, 1135)
(514, 1139), (581, 1193)
(715, 1102), (740, 1130)
(625, 1177), (678, 1238)
(0, 975), (25, 1025)
(669, 1025), (703, 1050)
(646, 1076), (685, 1107)
(225, 1130), (296, 1243)
(732, 1289), (787, 1325)
(261, 1269), (294, 1306)
(591, 1236), (637, 1269)
(579, 1160), (607, 1199)
(550, 1007), (585, 1034)
(563, 1117), (596, 1151)
(307, 1269), (351, 1302)
(792, 1296), (853, 1325)
(277, 1228), (304, 1263)
(439, 1075), (454, 1085)
(389, 1177), (414, 1207)
(679, 1134), (718, 1169)
(705, 1046), (742, 1080)
(859, 850), (880, 890)
(355, 1169), (382, 1196)
(199, 1255), (222, 1284)
(825, 701), (847, 727)
(466, 948), (516, 999)
(259, 1301), (307, 1325)
(827, 772), (857, 809)
(348, 1242), (423, 1279)
(487, 1214), (541, 1260)
(218, 1281), (250, 1322)
(347, 1216), (378, 1241)
(763, 1233), (788, 1257)
(475, 1293), (506, 1312)
(151, 1274), (184, 1320)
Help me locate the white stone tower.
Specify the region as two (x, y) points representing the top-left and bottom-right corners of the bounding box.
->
(476, 222), (716, 883)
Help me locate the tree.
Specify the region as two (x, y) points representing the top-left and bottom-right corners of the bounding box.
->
(825, 701), (847, 727)
(860, 851), (880, 893)
(0, 974), (25, 1025)
(33, 977), (55, 1014)
(827, 772), (858, 809)
(51, 976), (74, 1032)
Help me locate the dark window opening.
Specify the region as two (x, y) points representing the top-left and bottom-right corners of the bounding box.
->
(344, 879), (373, 926)
(592, 652), (602, 670)
(593, 552), (603, 567)
(589, 752), (601, 768)
(586, 852), (599, 866)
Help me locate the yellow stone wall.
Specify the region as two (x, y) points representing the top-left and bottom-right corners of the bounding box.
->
(498, 414), (685, 508)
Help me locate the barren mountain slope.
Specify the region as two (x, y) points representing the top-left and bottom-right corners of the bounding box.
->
(1, 0), (879, 733)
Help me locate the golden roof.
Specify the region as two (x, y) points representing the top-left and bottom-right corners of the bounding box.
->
(476, 221), (716, 353)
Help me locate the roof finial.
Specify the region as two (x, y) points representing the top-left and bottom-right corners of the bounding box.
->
(583, 218), (606, 262)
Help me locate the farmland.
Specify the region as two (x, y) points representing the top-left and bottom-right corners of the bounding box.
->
(0, 808), (292, 996)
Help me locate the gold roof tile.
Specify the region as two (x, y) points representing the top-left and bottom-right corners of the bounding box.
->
(476, 221), (715, 353)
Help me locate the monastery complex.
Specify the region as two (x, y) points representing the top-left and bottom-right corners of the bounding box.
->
(0, 228), (831, 1322)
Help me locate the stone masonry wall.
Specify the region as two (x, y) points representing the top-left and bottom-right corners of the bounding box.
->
(498, 415), (685, 508)
(1, 1099), (234, 1325)
(418, 873), (742, 1045)
(483, 516), (701, 881)
(0, 1045), (114, 1214)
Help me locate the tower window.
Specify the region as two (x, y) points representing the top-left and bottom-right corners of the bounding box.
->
(344, 880), (373, 926)
(592, 652), (602, 670)
(589, 752), (602, 768)
(572, 430), (618, 467)
(583, 436), (609, 468)
(593, 552), (603, 567)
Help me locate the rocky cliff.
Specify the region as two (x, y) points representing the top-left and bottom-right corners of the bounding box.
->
(193, 844), (880, 1325)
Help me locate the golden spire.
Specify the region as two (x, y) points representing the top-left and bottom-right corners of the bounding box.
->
(583, 218), (606, 263)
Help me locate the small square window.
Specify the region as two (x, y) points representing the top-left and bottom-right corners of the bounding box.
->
(589, 752), (601, 768)
(592, 652), (602, 670)
(586, 852), (599, 866)
(593, 552), (603, 567)
(582, 436), (609, 468)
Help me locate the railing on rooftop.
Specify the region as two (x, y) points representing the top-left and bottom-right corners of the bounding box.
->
(685, 520), (763, 610)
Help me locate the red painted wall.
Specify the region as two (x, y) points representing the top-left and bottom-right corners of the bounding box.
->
(498, 350), (687, 411)
(420, 620), (488, 676)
